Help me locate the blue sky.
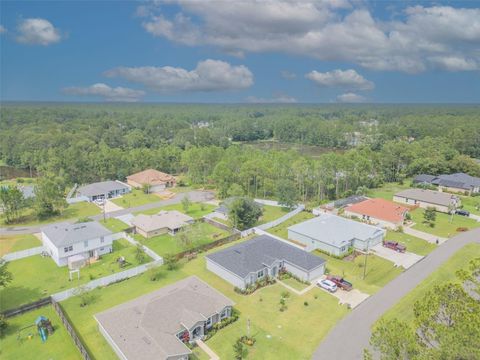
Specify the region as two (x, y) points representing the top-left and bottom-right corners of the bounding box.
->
(1, 1), (479, 103)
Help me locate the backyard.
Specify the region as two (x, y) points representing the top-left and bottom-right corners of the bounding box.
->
(135, 202), (216, 219)
(212, 205), (292, 228)
(367, 180), (412, 200)
(0, 234), (42, 256)
(100, 218), (131, 233)
(267, 211), (315, 239)
(410, 208), (480, 238)
(135, 221), (230, 257)
(58, 238), (350, 360)
(384, 230), (436, 256)
(0, 239), (151, 311)
(0, 305), (82, 360)
(110, 189), (160, 208)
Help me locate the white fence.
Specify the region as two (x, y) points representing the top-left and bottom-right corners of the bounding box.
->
(123, 232), (163, 262)
(51, 259), (163, 302)
(2, 246), (45, 261)
(257, 205), (305, 231)
(254, 228), (306, 250)
(67, 195), (89, 204)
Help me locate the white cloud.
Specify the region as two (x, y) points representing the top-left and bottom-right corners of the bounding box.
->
(63, 83), (145, 102)
(104, 59), (254, 92)
(138, 2), (480, 72)
(336, 92), (367, 103)
(246, 94), (297, 104)
(306, 69), (374, 90)
(280, 70), (297, 80)
(16, 18), (62, 45)
(0, 25), (6, 34)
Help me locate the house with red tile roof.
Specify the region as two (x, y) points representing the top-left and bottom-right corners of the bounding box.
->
(126, 169), (176, 193)
(343, 198), (409, 229)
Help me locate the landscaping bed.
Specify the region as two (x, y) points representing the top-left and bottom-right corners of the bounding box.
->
(0, 234), (42, 256)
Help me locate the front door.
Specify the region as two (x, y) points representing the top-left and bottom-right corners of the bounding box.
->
(88, 250), (94, 258)
(272, 266), (278, 277)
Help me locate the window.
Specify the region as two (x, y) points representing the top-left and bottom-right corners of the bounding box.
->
(220, 308), (229, 319)
(64, 247), (69, 253)
(100, 236), (104, 243)
(68, 246), (73, 251)
(84, 241), (88, 248)
(206, 317), (212, 327)
(257, 269), (264, 279)
(64, 245), (73, 253)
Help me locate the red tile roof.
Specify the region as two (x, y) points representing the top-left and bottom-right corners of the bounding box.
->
(127, 169), (175, 186)
(345, 198), (408, 224)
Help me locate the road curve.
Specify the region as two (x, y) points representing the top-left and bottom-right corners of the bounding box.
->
(0, 190), (215, 235)
(312, 228), (480, 360)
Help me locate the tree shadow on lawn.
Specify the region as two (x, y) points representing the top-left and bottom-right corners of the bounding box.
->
(0, 286), (45, 312)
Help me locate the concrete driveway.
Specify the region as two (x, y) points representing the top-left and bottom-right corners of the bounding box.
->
(104, 200), (123, 213)
(371, 243), (423, 269)
(317, 277), (370, 309)
(403, 225), (447, 244)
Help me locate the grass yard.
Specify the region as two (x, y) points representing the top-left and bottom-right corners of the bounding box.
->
(0, 239), (151, 311)
(1, 202), (101, 227)
(256, 205), (290, 225)
(135, 202), (216, 219)
(135, 222), (229, 257)
(100, 218), (131, 233)
(0, 305), (82, 360)
(368, 180), (412, 200)
(110, 189), (160, 208)
(59, 238), (349, 360)
(267, 211), (315, 239)
(459, 195), (480, 215)
(382, 243), (480, 323)
(316, 251), (403, 295)
(280, 277), (310, 291)
(0, 234), (42, 256)
(385, 231), (436, 256)
(410, 208), (480, 238)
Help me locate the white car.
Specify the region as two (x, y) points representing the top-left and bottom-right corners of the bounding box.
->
(318, 279), (337, 293)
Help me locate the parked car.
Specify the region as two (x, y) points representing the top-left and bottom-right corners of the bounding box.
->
(455, 209), (470, 217)
(382, 241), (406, 253)
(317, 279), (337, 293)
(326, 275), (353, 291)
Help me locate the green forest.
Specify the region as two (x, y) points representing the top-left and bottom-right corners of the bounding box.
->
(1, 103), (480, 203)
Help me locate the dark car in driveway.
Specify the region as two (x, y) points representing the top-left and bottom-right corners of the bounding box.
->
(455, 209), (470, 217)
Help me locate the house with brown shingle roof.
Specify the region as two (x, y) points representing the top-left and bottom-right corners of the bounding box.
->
(127, 169), (176, 193)
(132, 210), (194, 238)
(343, 198), (409, 229)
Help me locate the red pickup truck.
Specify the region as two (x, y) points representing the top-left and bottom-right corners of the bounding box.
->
(326, 275), (353, 291)
(382, 241), (407, 253)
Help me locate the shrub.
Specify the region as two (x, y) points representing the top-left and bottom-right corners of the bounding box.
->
(304, 301), (309, 306)
(234, 276), (276, 295)
(239, 335), (256, 346)
(456, 227), (469, 232)
(164, 253), (179, 271)
(0, 314), (8, 337)
(281, 291), (290, 299)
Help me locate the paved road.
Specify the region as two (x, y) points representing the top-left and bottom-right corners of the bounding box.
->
(312, 227), (480, 360)
(0, 190), (215, 235)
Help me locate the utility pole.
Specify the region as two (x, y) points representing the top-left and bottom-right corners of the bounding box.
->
(103, 198), (106, 222)
(247, 318), (250, 338)
(363, 238), (370, 280)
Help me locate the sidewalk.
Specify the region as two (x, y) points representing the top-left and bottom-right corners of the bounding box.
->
(196, 339), (220, 360)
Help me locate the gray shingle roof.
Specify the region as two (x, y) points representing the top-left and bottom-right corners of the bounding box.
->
(414, 173), (480, 190)
(95, 276), (234, 360)
(413, 174), (437, 184)
(395, 188), (459, 207)
(41, 221), (112, 247)
(77, 180), (129, 197)
(206, 235), (326, 278)
(333, 195), (368, 208)
(288, 214), (385, 248)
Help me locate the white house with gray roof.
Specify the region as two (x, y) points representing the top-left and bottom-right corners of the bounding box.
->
(393, 188), (460, 213)
(288, 214), (385, 256)
(41, 221), (122, 266)
(77, 180), (130, 202)
(206, 235), (326, 289)
(95, 276), (234, 360)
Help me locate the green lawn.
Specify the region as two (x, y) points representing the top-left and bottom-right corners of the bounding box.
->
(257, 205), (291, 225)
(267, 211), (315, 239)
(368, 180), (412, 200)
(59, 238), (349, 360)
(410, 208), (480, 238)
(135, 202), (216, 220)
(135, 222), (229, 257)
(0, 239), (151, 311)
(110, 189), (160, 208)
(385, 231), (436, 256)
(316, 251), (403, 295)
(1, 202), (101, 227)
(0, 234), (42, 256)
(459, 195), (480, 215)
(382, 243), (480, 323)
(281, 277), (310, 291)
(0, 305), (82, 360)
(100, 218), (131, 233)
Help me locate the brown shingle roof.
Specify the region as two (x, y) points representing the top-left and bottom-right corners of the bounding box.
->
(127, 169), (175, 186)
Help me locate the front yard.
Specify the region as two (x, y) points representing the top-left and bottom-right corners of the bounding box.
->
(59, 238), (350, 360)
(410, 208), (480, 238)
(110, 189), (160, 208)
(135, 202), (216, 220)
(267, 211), (315, 239)
(0, 239), (151, 311)
(135, 222), (230, 257)
(0, 234), (42, 256)
(459, 195), (480, 215)
(0, 305), (82, 360)
(384, 230), (436, 256)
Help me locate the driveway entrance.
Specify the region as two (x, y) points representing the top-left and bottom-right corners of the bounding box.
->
(371, 243), (423, 269)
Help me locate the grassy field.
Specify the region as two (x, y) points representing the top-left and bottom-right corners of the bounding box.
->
(59, 238), (349, 360)
(410, 208), (480, 238)
(0, 234), (42, 256)
(110, 189), (160, 208)
(459, 195), (480, 215)
(267, 211), (315, 239)
(316, 251), (403, 295)
(382, 243), (480, 323)
(135, 202), (216, 219)
(100, 218), (131, 233)
(0, 305), (82, 360)
(367, 180), (412, 200)
(281, 277), (310, 291)
(257, 205), (290, 225)
(384, 231), (436, 256)
(0, 202), (101, 227)
(135, 222), (230, 257)
(0, 239), (150, 311)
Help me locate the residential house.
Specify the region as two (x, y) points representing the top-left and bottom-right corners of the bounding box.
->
(41, 221), (122, 267)
(344, 198), (409, 229)
(393, 188), (460, 213)
(206, 235), (326, 290)
(77, 180), (130, 202)
(132, 210), (194, 238)
(95, 276), (234, 360)
(313, 195), (368, 214)
(413, 173), (480, 195)
(126, 169), (176, 193)
(288, 214), (385, 256)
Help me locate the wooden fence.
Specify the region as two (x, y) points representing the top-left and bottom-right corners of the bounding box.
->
(2, 297), (52, 318)
(175, 232), (241, 259)
(202, 216), (233, 231)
